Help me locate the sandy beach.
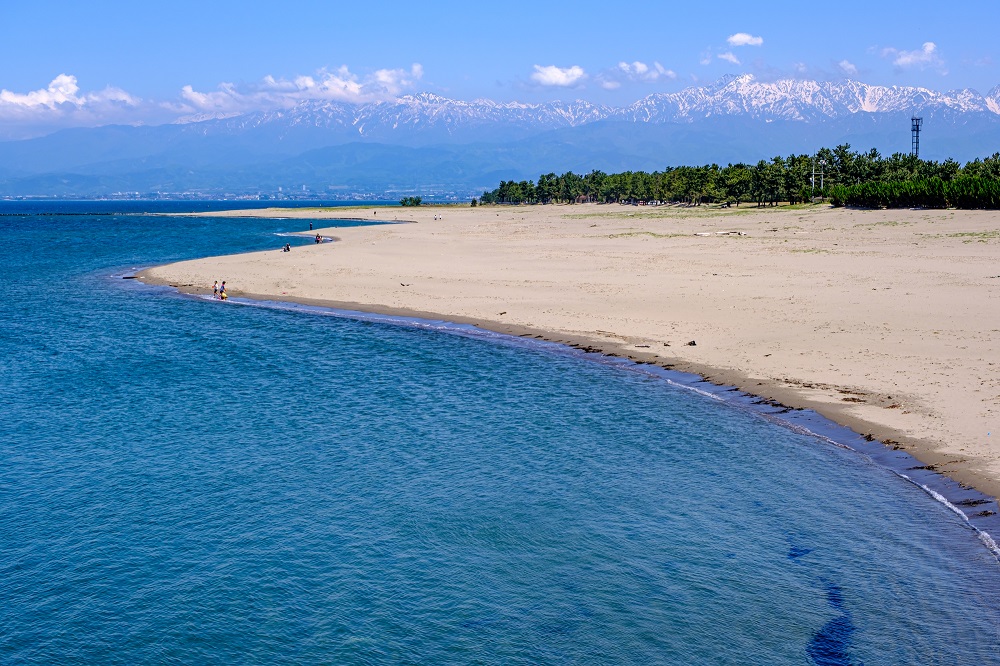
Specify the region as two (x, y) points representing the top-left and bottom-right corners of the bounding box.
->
(139, 203), (1000, 499)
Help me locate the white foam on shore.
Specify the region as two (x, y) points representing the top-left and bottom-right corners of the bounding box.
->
(906, 476), (970, 521)
(663, 379), (724, 401)
(774, 420), (857, 452)
(978, 531), (1000, 558)
(900, 474), (1000, 561)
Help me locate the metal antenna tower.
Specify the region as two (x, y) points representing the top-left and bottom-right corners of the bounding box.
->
(911, 116), (923, 158)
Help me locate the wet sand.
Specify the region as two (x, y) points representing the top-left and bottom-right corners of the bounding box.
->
(139, 203), (1000, 500)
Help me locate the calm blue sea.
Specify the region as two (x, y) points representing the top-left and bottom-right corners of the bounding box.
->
(1, 201), (998, 665)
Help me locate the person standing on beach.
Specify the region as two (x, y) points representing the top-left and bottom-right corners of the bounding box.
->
(212, 281), (219, 298)
(219, 281), (227, 300)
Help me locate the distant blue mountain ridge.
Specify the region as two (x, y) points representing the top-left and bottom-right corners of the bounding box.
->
(1, 74), (999, 197)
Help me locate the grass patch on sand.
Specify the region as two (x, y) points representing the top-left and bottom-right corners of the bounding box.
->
(563, 206), (775, 221)
(853, 219), (914, 228)
(606, 231), (689, 239)
(945, 230), (1000, 242)
(782, 202), (829, 210)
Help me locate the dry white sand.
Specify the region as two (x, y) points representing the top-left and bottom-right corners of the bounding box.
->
(140, 203), (1000, 498)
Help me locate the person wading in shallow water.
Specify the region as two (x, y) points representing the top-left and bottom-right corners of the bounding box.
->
(212, 281), (219, 298)
(219, 281), (227, 300)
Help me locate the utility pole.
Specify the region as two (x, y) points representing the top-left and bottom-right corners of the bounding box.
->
(811, 158), (827, 200)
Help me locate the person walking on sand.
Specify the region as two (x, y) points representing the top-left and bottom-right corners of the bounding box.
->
(212, 281), (219, 298)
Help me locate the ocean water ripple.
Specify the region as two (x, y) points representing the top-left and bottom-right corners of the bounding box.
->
(0, 202), (998, 665)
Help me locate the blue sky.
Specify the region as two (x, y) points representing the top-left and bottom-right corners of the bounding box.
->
(0, 0), (997, 137)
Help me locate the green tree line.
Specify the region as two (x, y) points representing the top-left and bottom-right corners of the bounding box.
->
(829, 177), (1000, 209)
(476, 147), (1000, 209)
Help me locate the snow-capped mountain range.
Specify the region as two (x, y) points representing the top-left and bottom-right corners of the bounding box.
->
(189, 74), (1000, 139)
(3, 75), (1000, 197)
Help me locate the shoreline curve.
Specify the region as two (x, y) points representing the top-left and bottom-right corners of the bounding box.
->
(132, 285), (1000, 555)
(135, 203), (1000, 511)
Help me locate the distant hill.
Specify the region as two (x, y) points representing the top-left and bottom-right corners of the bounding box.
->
(1, 75), (999, 197)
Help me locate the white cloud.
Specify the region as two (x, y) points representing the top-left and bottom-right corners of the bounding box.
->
(699, 32), (760, 70)
(0, 74), (144, 137)
(178, 63), (425, 114)
(616, 60), (676, 82)
(838, 59), (858, 75)
(882, 42), (944, 70)
(0, 74), (137, 111)
(656, 62), (677, 79)
(727, 33), (763, 47)
(372, 63), (423, 95)
(621, 61), (648, 76)
(530, 64), (586, 87)
(0, 74), (83, 108)
(597, 60), (674, 90)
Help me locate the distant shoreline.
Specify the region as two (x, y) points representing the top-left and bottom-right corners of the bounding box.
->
(173, 206), (417, 220)
(138, 203), (1000, 508)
